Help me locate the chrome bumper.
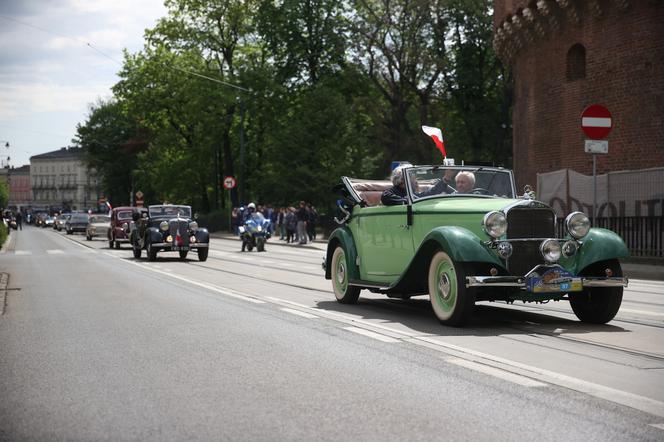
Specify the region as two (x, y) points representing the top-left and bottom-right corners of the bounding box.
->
(151, 242), (209, 248)
(466, 276), (628, 289)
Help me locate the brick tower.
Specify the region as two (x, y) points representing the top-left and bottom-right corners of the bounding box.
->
(492, 0), (664, 189)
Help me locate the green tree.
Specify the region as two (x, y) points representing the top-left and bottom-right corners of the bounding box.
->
(74, 99), (146, 207)
(0, 180), (8, 210)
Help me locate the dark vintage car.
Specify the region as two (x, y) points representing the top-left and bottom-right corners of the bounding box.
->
(65, 213), (89, 234)
(130, 204), (209, 261)
(108, 206), (146, 249)
(324, 164), (629, 327)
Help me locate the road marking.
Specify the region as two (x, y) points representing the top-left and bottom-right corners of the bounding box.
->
(446, 358), (547, 388)
(344, 326), (400, 343)
(280, 308), (319, 319)
(15, 251), (31, 255)
(411, 336), (664, 419)
(46, 250), (64, 254)
(619, 308), (664, 318)
(649, 423), (664, 430)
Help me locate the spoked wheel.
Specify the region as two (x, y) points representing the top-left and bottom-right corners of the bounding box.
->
(198, 248), (208, 262)
(569, 259), (624, 324)
(179, 251), (188, 260)
(331, 246), (360, 304)
(428, 251), (475, 327)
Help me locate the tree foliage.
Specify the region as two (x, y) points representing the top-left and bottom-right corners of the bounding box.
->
(81, 0), (511, 219)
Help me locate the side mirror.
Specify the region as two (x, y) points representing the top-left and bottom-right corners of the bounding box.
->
(194, 212), (199, 220)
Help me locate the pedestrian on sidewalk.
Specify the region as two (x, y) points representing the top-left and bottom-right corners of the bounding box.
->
(296, 201), (308, 244)
(15, 212), (22, 230)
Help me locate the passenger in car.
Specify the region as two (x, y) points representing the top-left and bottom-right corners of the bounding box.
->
(454, 171), (476, 193)
(382, 166), (455, 205)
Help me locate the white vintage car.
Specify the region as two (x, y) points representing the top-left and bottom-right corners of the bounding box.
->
(86, 215), (111, 241)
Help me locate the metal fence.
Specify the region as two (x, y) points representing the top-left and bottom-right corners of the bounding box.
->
(557, 217), (664, 258)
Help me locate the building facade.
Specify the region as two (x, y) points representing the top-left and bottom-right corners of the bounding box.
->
(2, 165), (32, 210)
(493, 0), (664, 189)
(30, 147), (101, 212)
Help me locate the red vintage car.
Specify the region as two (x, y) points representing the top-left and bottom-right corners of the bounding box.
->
(108, 207), (146, 249)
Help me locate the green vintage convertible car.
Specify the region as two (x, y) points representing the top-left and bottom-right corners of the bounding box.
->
(324, 165), (629, 326)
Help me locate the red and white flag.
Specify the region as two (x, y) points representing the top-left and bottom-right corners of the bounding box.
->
(422, 125), (446, 158)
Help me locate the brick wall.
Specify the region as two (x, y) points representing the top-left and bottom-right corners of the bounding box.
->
(495, 1), (664, 189)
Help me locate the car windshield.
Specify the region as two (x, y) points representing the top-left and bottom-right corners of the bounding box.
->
(117, 211), (133, 220)
(71, 214), (89, 222)
(149, 205), (192, 218)
(406, 166), (515, 201)
(90, 215), (110, 223)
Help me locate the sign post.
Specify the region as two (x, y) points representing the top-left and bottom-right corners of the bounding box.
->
(223, 176), (236, 232)
(135, 190), (144, 208)
(581, 105), (612, 226)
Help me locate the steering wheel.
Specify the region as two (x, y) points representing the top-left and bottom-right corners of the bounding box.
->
(470, 187), (490, 195)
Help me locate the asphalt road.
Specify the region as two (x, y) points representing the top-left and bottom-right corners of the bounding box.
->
(1, 226), (663, 441)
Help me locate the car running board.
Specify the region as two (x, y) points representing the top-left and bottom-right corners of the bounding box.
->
(348, 279), (391, 290)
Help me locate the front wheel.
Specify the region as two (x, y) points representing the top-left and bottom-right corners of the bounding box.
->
(257, 237), (265, 252)
(147, 243), (157, 261)
(132, 246), (141, 259)
(569, 259), (623, 324)
(198, 248), (208, 262)
(428, 251), (475, 327)
(179, 251), (188, 260)
(331, 246), (360, 304)
(109, 238), (114, 249)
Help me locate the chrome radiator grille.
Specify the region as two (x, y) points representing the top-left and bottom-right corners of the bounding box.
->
(505, 207), (556, 275)
(169, 220), (190, 246)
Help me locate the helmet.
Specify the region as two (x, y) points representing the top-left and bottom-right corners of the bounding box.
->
(247, 202), (256, 211)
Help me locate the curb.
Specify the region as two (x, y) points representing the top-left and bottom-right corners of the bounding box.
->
(0, 272), (8, 316)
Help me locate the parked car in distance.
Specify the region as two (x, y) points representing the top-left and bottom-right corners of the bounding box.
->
(325, 164), (629, 327)
(86, 214), (111, 241)
(65, 213), (89, 234)
(130, 204), (209, 261)
(109, 207), (146, 249)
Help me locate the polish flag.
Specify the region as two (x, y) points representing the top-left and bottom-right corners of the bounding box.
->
(422, 125), (446, 158)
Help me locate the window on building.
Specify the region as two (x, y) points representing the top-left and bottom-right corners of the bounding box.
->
(566, 43), (586, 81)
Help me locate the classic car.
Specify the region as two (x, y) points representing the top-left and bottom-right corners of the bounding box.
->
(108, 207), (146, 249)
(86, 214), (111, 241)
(130, 204), (209, 261)
(65, 213), (89, 234)
(324, 164), (629, 327)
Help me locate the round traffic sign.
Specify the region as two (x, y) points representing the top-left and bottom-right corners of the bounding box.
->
(581, 105), (612, 139)
(223, 176), (236, 190)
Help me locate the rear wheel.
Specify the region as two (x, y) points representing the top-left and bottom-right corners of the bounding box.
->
(331, 246), (360, 304)
(428, 251), (475, 327)
(198, 248), (209, 262)
(179, 251), (188, 260)
(569, 259), (623, 324)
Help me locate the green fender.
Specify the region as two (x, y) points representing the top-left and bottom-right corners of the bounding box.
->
(389, 226), (505, 294)
(325, 226), (360, 281)
(562, 228), (629, 274)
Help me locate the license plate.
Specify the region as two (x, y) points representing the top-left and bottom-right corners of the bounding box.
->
(171, 246), (189, 251)
(526, 267), (582, 293)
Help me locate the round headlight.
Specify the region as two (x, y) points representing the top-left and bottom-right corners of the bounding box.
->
(482, 211), (507, 239)
(565, 212), (590, 239)
(540, 239), (562, 263)
(189, 221), (198, 231)
(122, 222), (129, 231)
(160, 221), (169, 231)
(562, 240), (578, 257)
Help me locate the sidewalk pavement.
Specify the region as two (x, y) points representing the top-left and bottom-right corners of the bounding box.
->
(210, 232), (663, 281)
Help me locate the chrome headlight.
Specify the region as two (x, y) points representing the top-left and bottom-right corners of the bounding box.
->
(189, 221), (198, 231)
(482, 211), (507, 239)
(540, 239), (562, 263)
(257, 225), (262, 232)
(562, 240), (578, 257)
(122, 222), (129, 232)
(160, 221), (169, 231)
(565, 212), (590, 239)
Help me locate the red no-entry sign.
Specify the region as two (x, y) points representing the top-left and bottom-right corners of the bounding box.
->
(581, 105), (612, 139)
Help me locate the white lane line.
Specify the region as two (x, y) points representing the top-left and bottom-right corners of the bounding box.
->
(411, 336), (664, 419)
(117, 257), (265, 304)
(619, 308), (664, 318)
(649, 423), (664, 430)
(446, 358), (547, 388)
(344, 326), (400, 343)
(15, 251), (31, 255)
(46, 249), (65, 254)
(280, 308), (319, 319)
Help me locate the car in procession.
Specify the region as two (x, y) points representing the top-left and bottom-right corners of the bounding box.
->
(65, 212), (90, 234)
(130, 204), (209, 261)
(324, 163), (629, 327)
(108, 206), (146, 249)
(86, 214), (111, 241)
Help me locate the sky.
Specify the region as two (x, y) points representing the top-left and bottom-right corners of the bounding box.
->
(0, 0), (168, 168)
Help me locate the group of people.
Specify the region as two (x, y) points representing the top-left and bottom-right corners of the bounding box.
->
(381, 167), (476, 206)
(231, 201), (319, 245)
